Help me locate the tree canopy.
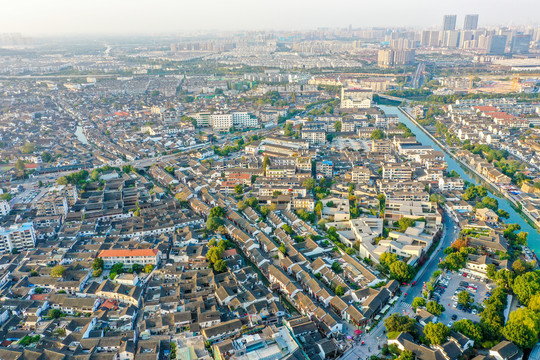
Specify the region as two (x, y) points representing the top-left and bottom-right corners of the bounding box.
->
(424, 322), (450, 345)
(384, 313), (416, 333)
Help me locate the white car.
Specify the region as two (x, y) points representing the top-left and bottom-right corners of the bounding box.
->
(448, 321), (454, 327)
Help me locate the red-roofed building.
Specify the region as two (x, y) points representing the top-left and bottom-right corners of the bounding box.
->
(100, 299), (119, 310)
(114, 111), (130, 117)
(474, 106), (498, 112)
(98, 248), (160, 269)
(228, 173), (252, 185)
(223, 249), (238, 258)
(484, 112), (528, 128)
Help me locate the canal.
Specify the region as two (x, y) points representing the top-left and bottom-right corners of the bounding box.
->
(378, 105), (540, 252)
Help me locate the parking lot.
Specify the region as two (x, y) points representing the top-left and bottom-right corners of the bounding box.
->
(431, 270), (494, 326)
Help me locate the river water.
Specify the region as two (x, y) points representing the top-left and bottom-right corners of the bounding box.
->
(378, 105), (540, 252)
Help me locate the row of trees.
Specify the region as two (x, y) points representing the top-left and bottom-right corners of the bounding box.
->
(107, 262), (154, 280)
(206, 239), (229, 273)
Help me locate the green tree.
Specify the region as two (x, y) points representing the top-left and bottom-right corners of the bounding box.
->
(315, 201), (323, 216)
(453, 319), (483, 343)
(303, 178), (317, 190)
(93, 268), (103, 277)
(512, 259), (531, 275)
(331, 261), (342, 273)
(397, 218), (417, 232)
(476, 196), (499, 211)
(237, 200), (247, 211)
(122, 165), (135, 173)
(503, 322), (538, 349)
(486, 263), (497, 279)
(213, 259), (228, 273)
(263, 155), (271, 170)
(206, 246), (224, 264)
(143, 264), (154, 273)
(92, 258), (104, 271)
(514, 271), (540, 306)
(111, 263), (124, 274)
(209, 206), (226, 218)
(234, 184), (244, 195)
(206, 217), (223, 231)
(426, 301), (445, 316)
(429, 194), (446, 204)
(334, 121), (342, 132)
(528, 294), (540, 312)
(21, 142), (36, 154)
(424, 322), (450, 345)
(398, 350), (414, 360)
(412, 297), (426, 311)
(278, 244), (287, 255)
(384, 313), (416, 333)
(380, 252), (398, 267)
(16, 159), (25, 171)
(284, 123), (294, 136)
(371, 129), (385, 140)
(389, 261), (414, 283)
(282, 224), (293, 235)
(131, 264), (143, 273)
(457, 290), (473, 306)
(335, 285), (344, 296)
(48, 309), (62, 319)
(51, 265), (66, 278)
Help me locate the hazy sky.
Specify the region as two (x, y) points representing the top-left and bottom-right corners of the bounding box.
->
(1, 0), (538, 36)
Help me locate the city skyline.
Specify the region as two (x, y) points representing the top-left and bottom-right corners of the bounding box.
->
(0, 0), (539, 36)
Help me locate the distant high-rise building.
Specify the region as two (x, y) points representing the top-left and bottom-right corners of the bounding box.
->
(429, 31), (440, 47)
(444, 31), (460, 48)
(393, 49), (416, 65)
(511, 34), (531, 54)
(378, 49), (394, 68)
(459, 31), (474, 48)
(464, 15), (479, 30)
(443, 15), (457, 31)
(487, 35), (507, 55)
(421, 31), (430, 46)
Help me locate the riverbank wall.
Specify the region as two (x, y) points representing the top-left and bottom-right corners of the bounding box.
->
(397, 106), (540, 232)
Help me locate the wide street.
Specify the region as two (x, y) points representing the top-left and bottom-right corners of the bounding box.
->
(340, 212), (459, 360)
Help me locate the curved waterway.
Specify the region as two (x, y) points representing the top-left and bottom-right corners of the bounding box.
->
(378, 105), (540, 252)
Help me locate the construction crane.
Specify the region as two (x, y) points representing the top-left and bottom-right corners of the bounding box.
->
(512, 74), (520, 92)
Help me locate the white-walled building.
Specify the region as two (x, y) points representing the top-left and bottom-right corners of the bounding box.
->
(211, 114), (233, 131)
(98, 248), (161, 269)
(0, 222), (36, 254)
(0, 201), (10, 216)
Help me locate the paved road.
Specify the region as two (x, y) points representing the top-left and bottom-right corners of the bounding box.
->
(340, 212), (459, 360)
(404, 212), (459, 303)
(409, 62), (426, 89)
